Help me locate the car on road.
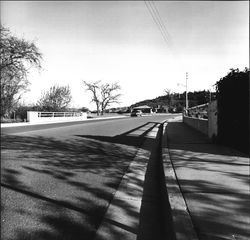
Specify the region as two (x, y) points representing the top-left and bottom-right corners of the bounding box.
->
(130, 110), (143, 117)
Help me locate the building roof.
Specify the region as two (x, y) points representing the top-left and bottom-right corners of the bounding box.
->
(133, 105), (152, 109)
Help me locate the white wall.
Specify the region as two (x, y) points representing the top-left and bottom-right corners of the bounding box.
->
(183, 116), (208, 135)
(27, 111), (87, 123)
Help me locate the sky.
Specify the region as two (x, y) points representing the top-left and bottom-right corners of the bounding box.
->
(1, 1), (249, 110)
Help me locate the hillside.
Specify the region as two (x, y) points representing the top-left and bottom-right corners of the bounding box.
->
(130, 95), (170, 108)
(130, 90), (216, 111)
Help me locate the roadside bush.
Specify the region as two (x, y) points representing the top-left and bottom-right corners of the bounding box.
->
(1, 118), (23, 123)
(216, 68), (249, 154)
(14, 105), (29, 121)
(10, 105), (39, 121)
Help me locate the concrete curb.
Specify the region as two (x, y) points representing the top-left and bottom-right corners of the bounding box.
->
(94, 122), (163, 240)
(161, 121), (199, 240)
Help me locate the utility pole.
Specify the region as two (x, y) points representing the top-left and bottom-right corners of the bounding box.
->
(186, 72), (188, 109)
(177, 72), (189, 110)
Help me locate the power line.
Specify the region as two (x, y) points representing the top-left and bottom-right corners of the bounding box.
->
(149, 1), (173, 46)
(144, 1), (170, 47)
(144, 0), (184, 70)
(144, 0), (174, 50)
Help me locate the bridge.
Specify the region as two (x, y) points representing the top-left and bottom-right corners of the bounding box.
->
(27, 111), (87, 123)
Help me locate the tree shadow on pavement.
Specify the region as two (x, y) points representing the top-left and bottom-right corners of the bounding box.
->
(165, 121), (250, 240)
(74, 121), (160, 150)
(1, 121), (173, 240)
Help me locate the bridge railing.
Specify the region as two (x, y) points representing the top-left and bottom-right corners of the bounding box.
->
(27, 111), (87, 123)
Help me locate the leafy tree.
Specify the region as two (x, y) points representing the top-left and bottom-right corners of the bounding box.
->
(37, 85), (72, 111)
(83, 80), (121, 115)
(0, 25), (42, 118)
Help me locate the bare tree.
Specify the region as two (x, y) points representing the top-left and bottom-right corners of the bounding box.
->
(164, 88), (171, 95)
(0, 25), (42, 118)
(164, 88), (172, 106)
(83, 81), (101, 115)
(37, 85), (72, 111)
(83, 80), (121, 115)
(100, 83), (121, 114)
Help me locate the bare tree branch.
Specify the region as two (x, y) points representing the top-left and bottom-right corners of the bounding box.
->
(83, 80), (121, 115)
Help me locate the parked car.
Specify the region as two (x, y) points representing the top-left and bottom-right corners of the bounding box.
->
(130, 110), (143, 117)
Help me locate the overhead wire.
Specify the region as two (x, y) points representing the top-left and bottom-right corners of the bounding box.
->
(144, 0), (182, 59)
(149, 0), (173, 47)
(144, 0), (170, 47)
(143, 0), (185, 76)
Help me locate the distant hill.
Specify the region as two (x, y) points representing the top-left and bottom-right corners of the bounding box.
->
(130, 90), (216, 112)
(104, 90), (215, 114)
(130, 95), (170, 108)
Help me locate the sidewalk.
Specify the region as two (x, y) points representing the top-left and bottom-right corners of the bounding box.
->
(163, 117), (250, 240)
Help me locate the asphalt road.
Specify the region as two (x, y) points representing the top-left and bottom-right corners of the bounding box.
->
(1, 114), (176, 240)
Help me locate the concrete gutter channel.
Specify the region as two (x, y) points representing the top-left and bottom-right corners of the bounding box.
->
(161, 121), (199, 240)
(94, 117), (197, 240)
(94, 121), (167, 240)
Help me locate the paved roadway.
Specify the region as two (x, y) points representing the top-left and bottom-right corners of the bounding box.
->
(1, 114), (175, 240)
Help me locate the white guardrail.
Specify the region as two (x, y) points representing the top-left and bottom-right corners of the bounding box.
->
(27, 111), (87, 123)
